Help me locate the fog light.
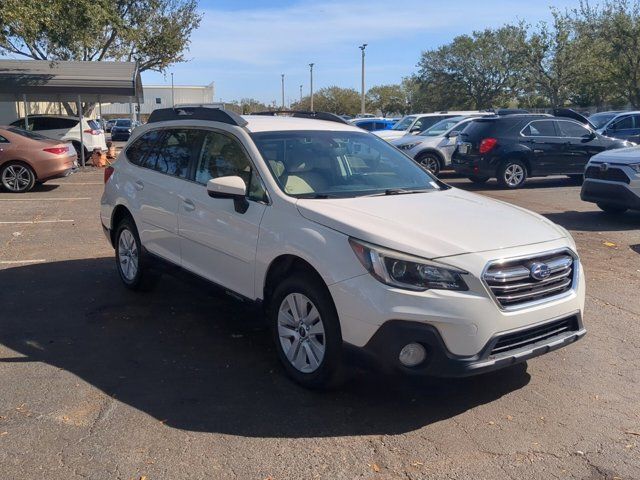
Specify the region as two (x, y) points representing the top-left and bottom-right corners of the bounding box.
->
(398, 343), (426, 367)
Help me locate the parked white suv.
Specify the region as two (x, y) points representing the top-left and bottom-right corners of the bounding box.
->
(374, 111), (484, 142)
(10, 115), (107, 157)
(101, 108), (586, 388)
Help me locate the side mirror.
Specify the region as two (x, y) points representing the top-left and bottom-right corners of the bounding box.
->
(207, 176), (249, 213)
(409, 127), (421, 134)
(447, 130), (460, 139)
(582, 131), (596, 141)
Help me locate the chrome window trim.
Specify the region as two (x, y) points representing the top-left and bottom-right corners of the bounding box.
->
(481, 247), (579, 312)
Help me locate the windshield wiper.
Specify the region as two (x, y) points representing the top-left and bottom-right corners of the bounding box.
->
(295, 193), (337, 199)
(383, 188), (433, 195)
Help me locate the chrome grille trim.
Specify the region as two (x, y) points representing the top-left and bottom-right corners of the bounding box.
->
(482, 248), (578, 310)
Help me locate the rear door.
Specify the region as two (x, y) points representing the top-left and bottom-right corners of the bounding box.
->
(178, 128), (268, 298)
(556, 120), (602, 173)
(519, 120), (563, 175)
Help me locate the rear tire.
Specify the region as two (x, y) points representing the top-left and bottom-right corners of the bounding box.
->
(1, 162), (36, 192)
(468, 175), (490, 184)
(114, 217), (158, 291)
(269, 272), (345, 389)
(497, 160), (527, 189)
(597, 203), (628, 215)
(416, 152), (441, 176)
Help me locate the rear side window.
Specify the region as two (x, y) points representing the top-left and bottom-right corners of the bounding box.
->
(146, 129), (204, 178)
(87, 120), (101, 130)
(612, 116), (634, 130)
(557, 121), (590, 137)
(0, 135), (8, 143)
(126, 130), (164, 166)
(522, 120), (557, 137)
(33, 117), (78, 130)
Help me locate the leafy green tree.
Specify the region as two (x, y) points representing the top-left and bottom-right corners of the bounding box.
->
(569, 0), (640, 107)
(417, 25), (527, 110)
(232, 98), (270, 114)
(366, 84), (406, 116)
(0, 0), (201, 114)
(290, 86), (361, 116)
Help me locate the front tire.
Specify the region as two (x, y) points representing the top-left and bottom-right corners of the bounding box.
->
(114, 217), (157, 291)
(597, 203), (628, 215)
(269, 272), (344, 389)
(497, 160), (527, 189)
(416, 152), (441, 176)
(1, 162), (36, 192)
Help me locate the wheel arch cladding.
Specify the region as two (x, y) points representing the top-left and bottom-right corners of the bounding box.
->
(110, 204), (135, 247)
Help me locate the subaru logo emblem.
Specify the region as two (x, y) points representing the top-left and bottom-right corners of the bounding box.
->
(529, 262), (551, 281)
(599, 162), (609, 172)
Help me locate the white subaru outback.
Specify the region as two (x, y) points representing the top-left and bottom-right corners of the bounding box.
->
(100, 108), (586, 389)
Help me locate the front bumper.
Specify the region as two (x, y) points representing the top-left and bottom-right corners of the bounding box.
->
(581, 178), (640, 210)
(346, 313), (585, 377)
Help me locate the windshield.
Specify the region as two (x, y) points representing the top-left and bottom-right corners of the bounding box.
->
(251, 130), (442, 198)
(589, 113), (619, 129)
(391, 116), (416, 131)
(419, 116), (466, 137)
(115, 120), (132, 127)
(7, 127), (49, 140)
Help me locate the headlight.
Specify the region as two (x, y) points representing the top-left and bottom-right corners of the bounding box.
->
(349, 238), (468, 291)
(630, 163), (640, 174)
(397, 142), (420, 150)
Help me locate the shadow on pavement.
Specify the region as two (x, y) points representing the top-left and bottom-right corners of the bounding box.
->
(0, 257), (530, 438)
(543, 210), (640, 232)
(441, 173), (581, 192)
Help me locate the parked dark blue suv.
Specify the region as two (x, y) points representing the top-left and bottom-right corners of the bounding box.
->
(452, 115), (629, 188)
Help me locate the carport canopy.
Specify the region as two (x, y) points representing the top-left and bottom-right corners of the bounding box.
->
(0, 59), (143, 103)
(0, 59), (143, 166)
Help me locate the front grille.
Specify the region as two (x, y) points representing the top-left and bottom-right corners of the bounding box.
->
(491, 316), (579, 355)
(585, 165), (630, 184)
(483, 250), (576, 309)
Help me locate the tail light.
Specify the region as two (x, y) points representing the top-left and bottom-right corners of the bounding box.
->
(84, 129), (101, 135)
(43, 146), (69, 155)
(104, 166), (114, 184)
(479, 138), (498, 154)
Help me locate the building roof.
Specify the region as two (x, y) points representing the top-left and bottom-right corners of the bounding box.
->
(0, 60), (143, 103)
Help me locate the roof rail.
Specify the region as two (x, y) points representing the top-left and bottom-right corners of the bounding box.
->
(147, 107), (248, 127)
(251, 110), (349, 125)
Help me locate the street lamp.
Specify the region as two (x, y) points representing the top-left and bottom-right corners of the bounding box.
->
(359, 44), (367, 115)
(309, 63), (314, 111)
(281, 74), (285, 109)
(299, 84), (303, 104)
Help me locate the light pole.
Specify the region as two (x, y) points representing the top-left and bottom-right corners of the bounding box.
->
(281, 74), (285, 109)
(359, 44), (367, 115)
(299, 84), (303, 105)
(309, 63), (314, 111)
(171, 72), (175, 108)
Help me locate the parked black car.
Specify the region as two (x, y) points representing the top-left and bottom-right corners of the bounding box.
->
(452, 115), (629, 188)
(110, 119), (138, 141)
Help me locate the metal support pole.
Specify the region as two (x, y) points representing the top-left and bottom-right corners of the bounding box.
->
(299, 84), (303, 104)
(309, 63), (314, 111)
(23, 94), (29, 129)
(281, 74), (285, 109)
(171, 72), (175, 108)
(359, 44), (367, 115)
(77, 95), (85, 168)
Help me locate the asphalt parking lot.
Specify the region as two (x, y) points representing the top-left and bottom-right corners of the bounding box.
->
(0, 171), (639, 480)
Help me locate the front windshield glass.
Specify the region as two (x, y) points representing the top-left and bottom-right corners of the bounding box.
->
(391, 116), (416, 131)
(251, 130), (442, 198)
(419, 116), (466, 137)
(589, 113), (618, 129)
(116, 120), (132, 127)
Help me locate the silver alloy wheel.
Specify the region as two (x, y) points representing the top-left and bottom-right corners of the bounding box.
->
(277, 293), (326, 373)
(420, 156), (439, 174)
(504, 163), (525, 186)
(2, 165), (31, 192)
(118, 228), (139, 281)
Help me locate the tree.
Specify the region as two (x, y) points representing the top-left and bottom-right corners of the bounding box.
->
(366, 84), (406, 116)
(569, 0), (640, 107)
(290, 86), (361, 115)
(0, 0), (202, 114)
(232, 98), (270, 114)
(416, 25), (527, 109)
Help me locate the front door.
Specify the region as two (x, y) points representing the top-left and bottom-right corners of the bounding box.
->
(556, 120), (602, 174)
(178, 129), (268, 299)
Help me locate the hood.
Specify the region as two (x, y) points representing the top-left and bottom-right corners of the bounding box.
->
(373, 129), (406, 141)
(554, 108), (596, 130)
(590, 145), (640, 164)
(296, 188), (566, 259)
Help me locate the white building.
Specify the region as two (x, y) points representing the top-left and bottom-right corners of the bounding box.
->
(100, 82), (215, 118)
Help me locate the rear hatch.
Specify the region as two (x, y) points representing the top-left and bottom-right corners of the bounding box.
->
(454, 118), (501, 160)
(553, 108), (596, 130)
